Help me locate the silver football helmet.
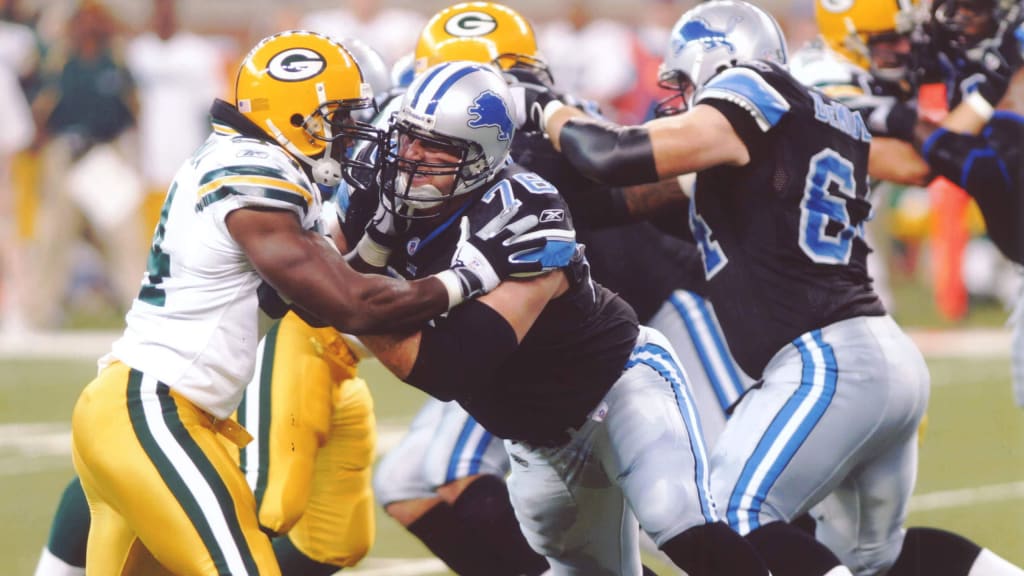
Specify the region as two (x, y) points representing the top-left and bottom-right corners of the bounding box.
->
(341, 37), (391, 99)
(656, 0), (789, 115)
(382, 61), (514, 218)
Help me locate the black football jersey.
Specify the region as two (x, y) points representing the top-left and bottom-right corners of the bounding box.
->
(690, 61), (885, 378)
(389, 163), (639, 445)
(511, 129), (705, 323)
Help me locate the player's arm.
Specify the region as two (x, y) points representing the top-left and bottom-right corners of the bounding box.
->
(361, 271), (568, 400)
(868, 137), (933, 186)
(544, 103), (749, 184)
(229, 207), (452, 334)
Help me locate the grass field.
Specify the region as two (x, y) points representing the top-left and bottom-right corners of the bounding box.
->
(3, 346), (1023, 575)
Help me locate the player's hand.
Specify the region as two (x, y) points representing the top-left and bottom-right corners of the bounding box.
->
(353, 193), (402, 269)
(448, 206), (576, 300)
(843, 94), (918, 141)
(505, 68), (562, 134)
(958, 46), (1013, 109)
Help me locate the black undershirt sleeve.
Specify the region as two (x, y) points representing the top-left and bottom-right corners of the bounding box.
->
(405, 300), (519, 402)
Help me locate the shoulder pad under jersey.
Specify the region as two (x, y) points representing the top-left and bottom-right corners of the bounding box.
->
(695, 60), (794, 132)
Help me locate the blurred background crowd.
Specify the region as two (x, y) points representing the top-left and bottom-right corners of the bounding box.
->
(0, 0), (1016, 335)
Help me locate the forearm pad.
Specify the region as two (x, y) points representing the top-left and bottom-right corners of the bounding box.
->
(921, 125), (1023, 263)
(558, 118), (660, 186)
(405, 300), (518, 402)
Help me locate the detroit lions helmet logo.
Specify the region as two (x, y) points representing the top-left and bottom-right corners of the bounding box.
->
(466, 90), (513, 142)
(675, 17), (741, 54)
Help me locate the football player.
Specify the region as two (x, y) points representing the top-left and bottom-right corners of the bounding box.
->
(361, 3), (748, 574)
(353, 59), (769, 575)
(536, 2), (1024, 575)
(64, 31), (562, 576)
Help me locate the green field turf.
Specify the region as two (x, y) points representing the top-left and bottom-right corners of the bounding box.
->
(2, 354), (1022, 575)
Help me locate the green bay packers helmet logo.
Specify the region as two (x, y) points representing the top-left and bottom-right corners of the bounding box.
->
(819, 0), (855, 13)
(267, 48), (327, 82)
(444, 11), (498, 37)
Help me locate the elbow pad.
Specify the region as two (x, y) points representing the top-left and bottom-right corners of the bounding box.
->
(559, 119), (660, 186)
(406, 300), (518, 402)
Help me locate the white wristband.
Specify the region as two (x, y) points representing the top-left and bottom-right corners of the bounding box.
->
(542, 99), (566, 131)
(354, 235), (392, 268)
(676, 173), (696, 199)
(965, 90), (995, 122)
(433, 269), (465, 310)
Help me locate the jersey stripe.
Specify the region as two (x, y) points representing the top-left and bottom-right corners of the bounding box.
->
(240, 321), (278, 510)
(725, 330), (837, 534)
(128, 371), (256, 575)
(698, 67), (791, 131)
(669, 291), (746, 413)
(446, 415), (479, 483)
(197, 174), (312, 203)
(626, 342), (717, 523)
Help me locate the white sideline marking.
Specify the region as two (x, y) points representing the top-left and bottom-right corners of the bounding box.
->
(0, 421), (409, 476)
(0, 328), (1014, 360)
(909, 481), (1024, 513)
(347, 557), (448, 575)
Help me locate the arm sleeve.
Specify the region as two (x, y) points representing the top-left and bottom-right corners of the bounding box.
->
(405, 300), (519, 401)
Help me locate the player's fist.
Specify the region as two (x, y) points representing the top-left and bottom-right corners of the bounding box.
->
(505, 68), (562, 134)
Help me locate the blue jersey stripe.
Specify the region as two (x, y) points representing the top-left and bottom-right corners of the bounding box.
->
(700, 67), (790, 129)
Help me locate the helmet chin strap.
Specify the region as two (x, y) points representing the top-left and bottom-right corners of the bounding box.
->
(264, 118), (342, 188)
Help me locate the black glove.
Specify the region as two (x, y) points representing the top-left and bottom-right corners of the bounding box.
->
(958, 45), (1013, 109)
(843, 94), (918, 141)
(352, 192), (403, 269)
(447, 207), (576, 301)
(504, 67), (561, 134)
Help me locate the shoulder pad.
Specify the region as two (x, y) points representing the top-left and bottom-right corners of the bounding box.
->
(194, 137), (315, 214)
(696, 62), (792, 131)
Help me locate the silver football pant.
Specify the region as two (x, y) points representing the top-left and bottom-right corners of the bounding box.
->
(710, 314), (929, 575)
(505, 326), (718, 576)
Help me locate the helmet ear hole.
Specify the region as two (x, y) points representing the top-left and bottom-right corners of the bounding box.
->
(290, 114), (304, 127)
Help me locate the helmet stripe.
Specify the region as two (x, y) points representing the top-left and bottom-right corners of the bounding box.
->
(410, 62), (454, 109)
(424, 65), (488, 115)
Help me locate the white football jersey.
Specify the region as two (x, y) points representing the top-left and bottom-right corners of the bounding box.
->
(101, 119), (322, 419)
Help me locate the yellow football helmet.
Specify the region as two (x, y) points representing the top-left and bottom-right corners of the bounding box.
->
(414, 2), (549, 81)
(815, 0), (920, 72)
(235, 31), (378, 186)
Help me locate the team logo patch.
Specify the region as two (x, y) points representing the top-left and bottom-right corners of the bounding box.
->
(676, 17), (740, 54)
(819, 0), (854, 13)
(444, 11), (498, 37)
(406, 237), (421, 256)
(539, 209), (564, 222)
(267, 48), (326, 82)
(467, 90), (513, 142)
(236, 149), (268, 159)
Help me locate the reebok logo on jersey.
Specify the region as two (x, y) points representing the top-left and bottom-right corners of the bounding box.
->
(467, 90), (513, 142)
(677, 17), (739, 54)
(539, 209), (565, 222)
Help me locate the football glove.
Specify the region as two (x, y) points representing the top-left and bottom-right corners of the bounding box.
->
(504, 68), (565, 134)
(353, 192), (402, 269)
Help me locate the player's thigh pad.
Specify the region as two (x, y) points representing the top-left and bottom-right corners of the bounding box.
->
(710, 315), (930, 537)
(505, 437), (645, 576)
(600, 325), (718, 545)
(287, 377), (376, 567)
(237, 315), (338, 534)
(647, 290), (751, 450)
(71, 362), (277, 576)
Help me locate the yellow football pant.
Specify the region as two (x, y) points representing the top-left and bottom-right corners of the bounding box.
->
(72, 361), (279, 576)
(232, 312), (376, 567)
